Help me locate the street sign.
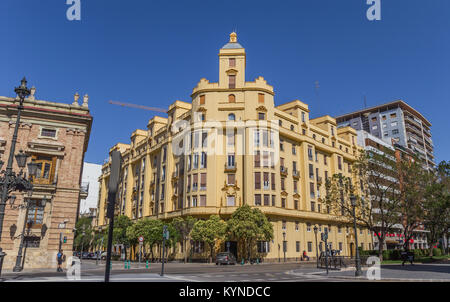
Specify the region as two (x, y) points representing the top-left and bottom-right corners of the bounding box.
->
(139, 236), (144, 243)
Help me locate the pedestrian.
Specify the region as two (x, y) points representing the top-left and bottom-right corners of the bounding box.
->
(302, 250), (310, 261)
(56, 249), (65, 272)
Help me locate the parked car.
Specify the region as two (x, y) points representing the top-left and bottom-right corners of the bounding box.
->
(215, 252), (236, 265)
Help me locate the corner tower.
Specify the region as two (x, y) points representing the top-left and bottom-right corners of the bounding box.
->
(219, 32), (246, 89)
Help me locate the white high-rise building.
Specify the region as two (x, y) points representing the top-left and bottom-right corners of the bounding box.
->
(79, 162), (102, 215)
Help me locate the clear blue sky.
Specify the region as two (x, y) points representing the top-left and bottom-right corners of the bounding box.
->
(1, 0), (449, 164)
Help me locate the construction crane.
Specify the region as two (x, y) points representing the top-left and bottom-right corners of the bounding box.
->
(108, 100), (167, 113)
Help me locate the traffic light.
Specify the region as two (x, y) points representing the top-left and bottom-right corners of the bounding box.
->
(63, 236), (67, 243)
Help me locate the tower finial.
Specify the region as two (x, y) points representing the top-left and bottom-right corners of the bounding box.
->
(229, 32), (237, 43)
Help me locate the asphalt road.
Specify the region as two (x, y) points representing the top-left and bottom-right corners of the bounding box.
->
(2, 260), (449, 282)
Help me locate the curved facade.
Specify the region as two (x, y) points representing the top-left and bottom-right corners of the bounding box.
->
(96, 33), (372, 261)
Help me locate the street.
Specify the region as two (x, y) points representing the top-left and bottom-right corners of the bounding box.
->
(2, 260), (449, 282)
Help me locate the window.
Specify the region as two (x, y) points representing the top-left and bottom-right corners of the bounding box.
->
(294, 200), (299, 210)
(258, 112), (265, 120)
(307, 242), (312, 253)
(258, 93), (265, 103)
(257, 241), (270, 253)
(282, 221), (286, 230)
(228, 75), (236, 89)
(271, 195), (276, 206)
(263, 194), (270, 206)
(193, 153), (199, 169)
(192, 174), (198, 191)
(338, 156), (342, 170)
(281, 178), (285, 191)
(200, 173), (207, 190)
(229, 58), (236, 67)
(263, 172), (269, 189)
(199, 95), (205, 105)
(27, 199), (45, 227)
(309, 164), (314, 179)
(227, 195), (235, 206)
(228, 94), (236, 103)
(392, 129), (399, 135)
(193, 241), (204, 253)
(271, 173), (275, 190)
(281, 198), (286, 208)
(296, 241), (300, 253)
(198, 195), (206, 207)
(301, 112), (305, 122)
(391, 121), (398, 127)
(308, 146), (313, 161)
(228, 113), (235, 121)
(254, 151), (260, 167)
(227, 174), (235, 185)
(307, 223), (311, 232)
(227, 153), (235, 167)
(292, 145), (296, 155)
(310, 182), (315, 198)
(295, 222), (299, 231)
(310, 201), (315, 212)
(24, 236), (40, 248)
(254, 195), (261, 206)
(390, 113), (397, 118)
(192, 195), (198, 207)
(254, 172), (261, 190)
(41, 128), (56, 138)
(339, 242), (343, 251)
(32, 155), (55, 185)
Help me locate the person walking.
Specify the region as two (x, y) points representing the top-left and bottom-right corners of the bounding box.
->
(56, 249), (66, 272)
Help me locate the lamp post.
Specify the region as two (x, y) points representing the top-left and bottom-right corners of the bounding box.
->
(282, 231), (286, 263)
(0, 78), (38, 276)
(313, 225), (319, 268)
(350, 194), (362, 277)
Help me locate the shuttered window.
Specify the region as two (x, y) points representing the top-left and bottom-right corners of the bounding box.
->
(254, 172), (261, 190)
(229, 75), (236, 89)
(199, 95), (205, 105)
(228, 94), (236, 103)
(258, 93), (264, 103)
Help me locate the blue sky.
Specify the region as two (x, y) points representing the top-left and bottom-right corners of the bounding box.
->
(1, 0), (449, 164)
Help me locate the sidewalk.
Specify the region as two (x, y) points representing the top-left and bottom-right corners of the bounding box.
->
(289, 263), (450, 282)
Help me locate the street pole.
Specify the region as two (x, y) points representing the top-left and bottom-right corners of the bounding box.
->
(12, 206), (30, 272)
(160, 226), (167, 276)
(314, 226), (319, 268)
(0, 78), (31, 277)
(352, 202), (362, 276)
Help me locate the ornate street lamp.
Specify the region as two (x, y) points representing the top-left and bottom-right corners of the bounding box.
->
(0, 78), (35, 276)
(350, 194), (363, 277)
(313, 225), (319, 268)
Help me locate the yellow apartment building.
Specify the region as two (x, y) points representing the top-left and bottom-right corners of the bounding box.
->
(95, 33), (372, 262)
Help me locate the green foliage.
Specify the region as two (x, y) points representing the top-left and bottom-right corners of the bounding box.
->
(226, 205), (273, 259)
(113, 215), (133, 246)
(433, 248), (442, 257)
(73, 216), (93, 251)
(191, 215), (227, 262)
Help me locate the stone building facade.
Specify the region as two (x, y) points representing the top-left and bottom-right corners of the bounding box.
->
(0, 87), (92, 270)
(96, 33), (372, 262)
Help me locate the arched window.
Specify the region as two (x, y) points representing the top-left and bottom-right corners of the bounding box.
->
(228, 94), (236, 103)
(228, 113), (236, 121)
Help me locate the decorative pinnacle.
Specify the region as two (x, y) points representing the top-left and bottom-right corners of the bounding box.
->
(229, 32), (237, 43)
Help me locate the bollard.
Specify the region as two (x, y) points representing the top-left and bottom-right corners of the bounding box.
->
(241, 258), (244, 265)
(124, 260), (127, 269)
(128, 260), (131, 269)
(256, 258), (260, 264)
(146, 260), (149, 269)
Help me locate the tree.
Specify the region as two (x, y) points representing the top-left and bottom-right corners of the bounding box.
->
(191, 215), (226, 263)
(397, 156), (429, 251)
(74, 216), (93, 252)
(112, 215), (133, 258)
(226, 205), (273, 262)
(172, 216), (197, 263)
(423, 161), (450, 256)
(324, 149), (402, 261)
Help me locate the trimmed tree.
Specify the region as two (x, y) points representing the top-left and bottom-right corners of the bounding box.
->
(191, 215), (227, 263)
(172, 216), (197, 263)
(226, 205), (273, 262)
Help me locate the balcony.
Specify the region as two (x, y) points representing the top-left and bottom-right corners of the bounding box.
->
(280, 166), (288, 176)
(80, 182), (89, 199)
(292, 170), (300, 179)
(224, 162), (237, 172)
